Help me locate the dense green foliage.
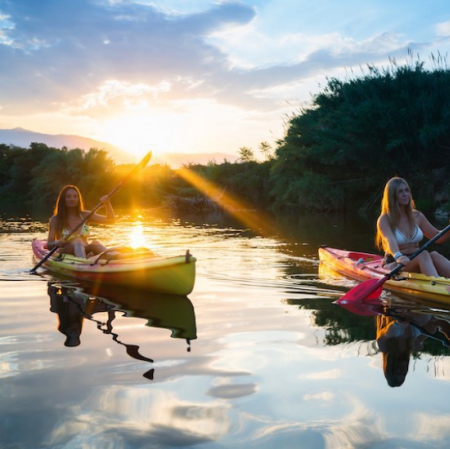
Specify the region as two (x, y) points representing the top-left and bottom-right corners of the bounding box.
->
(0, 142), (273, 216)
(0, 144), (176, 214)
(271, 56), (450, 213)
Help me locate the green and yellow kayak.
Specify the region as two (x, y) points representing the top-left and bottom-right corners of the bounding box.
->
(32, 239), (196, 295)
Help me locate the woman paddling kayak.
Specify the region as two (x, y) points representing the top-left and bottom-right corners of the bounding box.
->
(47, 184), (115, 258)
(376, 177), (450, 277)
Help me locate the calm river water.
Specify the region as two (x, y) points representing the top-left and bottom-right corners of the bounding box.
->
(2, 208), (450, 448)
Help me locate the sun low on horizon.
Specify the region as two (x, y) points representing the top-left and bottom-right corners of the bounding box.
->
(95, 96), (223, 161)
(92, 92), (281, 163)
(98, 114), (180, 160)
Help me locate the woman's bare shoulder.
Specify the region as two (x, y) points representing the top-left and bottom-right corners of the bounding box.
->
(377, 213), (390, 225)
(412, 209), (425, 222)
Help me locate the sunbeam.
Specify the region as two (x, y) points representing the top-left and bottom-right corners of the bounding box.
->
(176, 167), (278, 236)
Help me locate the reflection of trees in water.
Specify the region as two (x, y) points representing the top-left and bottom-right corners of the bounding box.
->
(286, 297), (376, 344)
(286, 296), (450, 357)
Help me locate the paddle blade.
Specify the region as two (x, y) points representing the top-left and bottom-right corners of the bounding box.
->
(138, 151), (152, 169)
(337, 277), (387, 304)
(121, 151), (152, 184)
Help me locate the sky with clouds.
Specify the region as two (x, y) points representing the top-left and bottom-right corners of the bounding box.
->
(1, 0), (450, 160)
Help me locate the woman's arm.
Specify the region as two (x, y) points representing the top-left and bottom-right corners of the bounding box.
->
(416, 210), (450, 244)
(86, 196), (116, 224)
(377, 214), (401, 255)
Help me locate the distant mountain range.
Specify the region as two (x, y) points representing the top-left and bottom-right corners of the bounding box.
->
(0, 127), (237, 167)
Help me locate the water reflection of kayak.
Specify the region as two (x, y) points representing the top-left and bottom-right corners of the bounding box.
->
(319, 246), (450, 305)
(33, 239), (196, 295)
(85, 283), (197, 341)
(48, 282), (197, 343)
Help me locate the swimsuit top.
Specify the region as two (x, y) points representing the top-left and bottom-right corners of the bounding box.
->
(62, 219), (90, 240)
(394, 225), (423, 245)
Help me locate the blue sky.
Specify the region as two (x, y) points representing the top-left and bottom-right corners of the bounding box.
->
(1, 0), (450, 160)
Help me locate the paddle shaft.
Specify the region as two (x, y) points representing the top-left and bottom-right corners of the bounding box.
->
(30, 151), (152, 273)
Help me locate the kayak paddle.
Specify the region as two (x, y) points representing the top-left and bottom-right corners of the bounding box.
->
(30, 151), (152, 274)
(337, 221), (450, 304)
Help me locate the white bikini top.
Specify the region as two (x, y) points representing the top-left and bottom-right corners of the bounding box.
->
(394, 225), (423, 245)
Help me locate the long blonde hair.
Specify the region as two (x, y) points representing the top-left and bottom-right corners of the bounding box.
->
(375, 177), (416, 251)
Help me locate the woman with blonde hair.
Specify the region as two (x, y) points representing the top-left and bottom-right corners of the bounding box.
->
(376, 177), (450, 277)
(47, 185), (115, 258)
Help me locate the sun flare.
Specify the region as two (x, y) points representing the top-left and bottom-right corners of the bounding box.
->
(129, 224), (147, 249)
(176, 167), (277, 236)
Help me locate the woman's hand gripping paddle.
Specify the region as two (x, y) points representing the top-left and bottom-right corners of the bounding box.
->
(30, 151), (152, 274)
(337, 222), (450, 305)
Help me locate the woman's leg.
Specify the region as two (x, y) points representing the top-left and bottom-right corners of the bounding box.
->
(61, 238), (87, 258)
(85, 240), (108, 256)
(403, 251), (439, 277)
(430, 251), (450, 278)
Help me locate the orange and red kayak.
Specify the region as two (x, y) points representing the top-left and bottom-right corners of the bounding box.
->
(318, 246), (450, 304)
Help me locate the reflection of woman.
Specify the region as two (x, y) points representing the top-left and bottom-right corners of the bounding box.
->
(376, 315), (413, 387)
(376, 310), (450, 387)
(49, 284), (84, 347)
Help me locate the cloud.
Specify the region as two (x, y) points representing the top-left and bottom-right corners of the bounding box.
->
(0, 0), (255, 114)
(0, 0), (424, 119)
(204, 32), (414, 110)
(436, 21), (450, 37)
